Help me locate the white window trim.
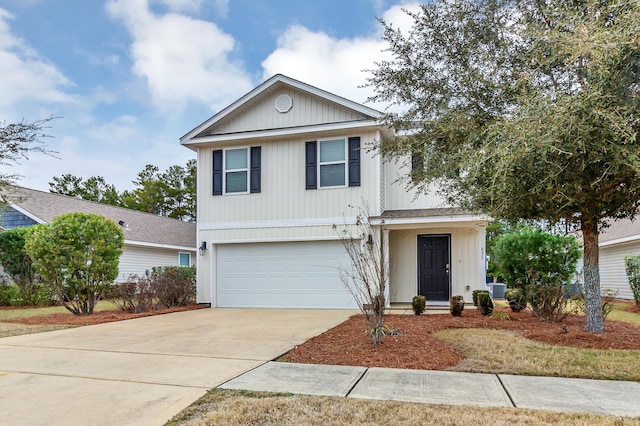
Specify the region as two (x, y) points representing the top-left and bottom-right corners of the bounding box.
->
(318, 137), (347, 189)
(178, 251), (192, 266)
(223, 147), (249, 195)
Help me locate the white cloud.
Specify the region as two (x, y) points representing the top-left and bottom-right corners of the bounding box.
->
(0, 8), (73, 119)
(106, 0), (252, 113)
(261, 2), (421, 110)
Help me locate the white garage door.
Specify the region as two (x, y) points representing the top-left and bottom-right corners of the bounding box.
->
(216, 240), (356, 308)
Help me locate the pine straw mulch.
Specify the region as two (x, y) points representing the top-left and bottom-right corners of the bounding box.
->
(282, 304), (640, 371)
(5, 303), (207, 326)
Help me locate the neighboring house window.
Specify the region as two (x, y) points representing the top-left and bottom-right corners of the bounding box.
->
(178, 252), (191, 266)
(305, 137), (360, 189)
(212, 147), (261, 196)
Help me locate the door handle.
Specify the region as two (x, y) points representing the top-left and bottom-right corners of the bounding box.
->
(445, 263), (449, 276)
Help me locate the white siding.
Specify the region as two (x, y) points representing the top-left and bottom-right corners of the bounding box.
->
(384, 158), (448, 210)
(389, 226), (485, 304)
(599, 242), (638, 300)
(213, 89), (364, 135)
(197, 131), (380, 224)
(117, 245), (196, 282)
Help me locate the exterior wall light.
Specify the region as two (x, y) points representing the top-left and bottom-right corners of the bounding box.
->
(199, 241), (207, 256)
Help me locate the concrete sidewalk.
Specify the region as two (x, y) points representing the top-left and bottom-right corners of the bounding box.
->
(220, 362), (640, 418)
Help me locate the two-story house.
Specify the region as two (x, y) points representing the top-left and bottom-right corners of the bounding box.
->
(181, 74), (489, 308)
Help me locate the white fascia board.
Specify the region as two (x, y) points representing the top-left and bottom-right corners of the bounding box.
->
(180, 74), (381, 143)
(210, 235), (357, 244)
(182, 120), (380, 146)
(599, 235), (640, 248)
(199, 217), (358, 231)
(124, 240), (196, 252)
(370, 215), (489, 227)
(8, 204), (46, 224)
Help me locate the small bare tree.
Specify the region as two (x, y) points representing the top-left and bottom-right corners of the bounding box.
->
(334, 206), (389, 346)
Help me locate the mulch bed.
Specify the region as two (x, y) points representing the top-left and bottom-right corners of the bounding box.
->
(5, 304), (207, 326)
(282, 305), (640, 371)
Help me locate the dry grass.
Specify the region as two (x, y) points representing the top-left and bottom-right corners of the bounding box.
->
(607, 303), (640, 325)
(0, 301), (116, 321)
(434, 328), (640, 380)
(0, 322), (74, 338)
(166, 389), (639, 426)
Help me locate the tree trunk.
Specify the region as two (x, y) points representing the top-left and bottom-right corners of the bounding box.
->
(582, 221), (603, 333)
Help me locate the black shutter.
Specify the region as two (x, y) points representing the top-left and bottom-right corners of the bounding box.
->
(250, 146), (261, 193)
(305, 141), (317, 190)
(348, 136), (361, 187)
(212, 149), (223, 196)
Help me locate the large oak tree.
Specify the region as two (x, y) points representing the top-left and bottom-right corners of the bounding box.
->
(369, 0), (640, 332)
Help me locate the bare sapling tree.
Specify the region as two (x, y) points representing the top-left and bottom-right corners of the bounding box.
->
(334, 206), (389, 346)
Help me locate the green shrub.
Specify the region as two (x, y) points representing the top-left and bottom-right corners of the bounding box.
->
(477, 292), (494, 316)
(0, 282), (20, 306)
(493, 227), (581, 321)
(472, 290), (489, 307)
(0, 228), (53, 306)
(412, 295), (426, 315)
(624, 255), (640, 308)
(504, 288), (527, 312)
(25, 213), (124, 315)
(449, 295), (464, 317)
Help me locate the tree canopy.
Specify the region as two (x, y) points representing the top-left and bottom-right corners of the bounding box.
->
(369, 0), (640, 332)
(49, 159), (196, 221)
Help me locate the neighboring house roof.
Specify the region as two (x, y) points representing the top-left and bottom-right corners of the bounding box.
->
(600, 218), (640, 247)
(1, 186), (196, 251)
(180, 74), (387, 147)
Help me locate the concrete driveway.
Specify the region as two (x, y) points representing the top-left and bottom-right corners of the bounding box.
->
(0, 308), (353, 426)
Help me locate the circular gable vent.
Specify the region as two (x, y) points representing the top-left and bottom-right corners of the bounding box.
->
(275, 94), (293, 113)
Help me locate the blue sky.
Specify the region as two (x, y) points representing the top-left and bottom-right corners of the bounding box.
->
(0, 0), (418, 191)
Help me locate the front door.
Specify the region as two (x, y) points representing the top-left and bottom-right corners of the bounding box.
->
(417, 235), (450, 302)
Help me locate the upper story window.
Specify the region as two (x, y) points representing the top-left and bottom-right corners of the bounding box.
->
(319, 139), (346, 187)
(306, 137), (360, 190)
(225, 148), (248, 193)
(212, 147), (261, 196)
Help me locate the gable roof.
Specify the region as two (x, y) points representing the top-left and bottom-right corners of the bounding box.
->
(180, 74), (384, 147)
(1, 186), (196, 250)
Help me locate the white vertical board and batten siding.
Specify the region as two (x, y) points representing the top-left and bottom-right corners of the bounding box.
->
(389, 228), (482, 303)
(197, 131), (379, 225)
(384, 158), (448, 210)
(213, 89), (364, 136)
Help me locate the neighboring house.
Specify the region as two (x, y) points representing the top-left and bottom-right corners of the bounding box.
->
(596, 218), (639, 300)
(0, 186), (196, 282)
(181, 74), (489, 309)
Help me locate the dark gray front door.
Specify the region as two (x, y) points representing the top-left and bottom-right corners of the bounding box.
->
(417, 235), (450, 301)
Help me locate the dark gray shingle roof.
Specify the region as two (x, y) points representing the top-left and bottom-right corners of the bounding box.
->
(3, 186), (196, 249)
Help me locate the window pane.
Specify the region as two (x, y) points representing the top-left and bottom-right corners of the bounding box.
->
(320, 164), (345, 187)
(319, 139), (345, 162)
(179, 253), (190, 266)
(226, 148), (247, 170)
(226, 171), (247, 192)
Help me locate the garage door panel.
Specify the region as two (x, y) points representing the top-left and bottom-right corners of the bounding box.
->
(216, 241), (355, 308)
